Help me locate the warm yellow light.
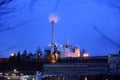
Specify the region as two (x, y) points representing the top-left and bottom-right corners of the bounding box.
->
(38, 53), (41, 56)
(10, 53), (15, 57)
(84, 77), (88, 80)
(14, 69), (16, 72)
(83, 53), (89, 57)
(55, 53), (59, 59)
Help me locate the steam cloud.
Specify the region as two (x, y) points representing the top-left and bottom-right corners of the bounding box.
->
(48, 14), (59, 23)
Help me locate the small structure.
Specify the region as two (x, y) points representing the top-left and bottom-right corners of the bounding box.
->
(108, 51), (120, 73)
(36, 73), (42, 80)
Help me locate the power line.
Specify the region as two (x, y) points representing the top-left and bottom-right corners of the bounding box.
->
(94, 26), (120, 48)
(0, 45), (16, 54)
(52, 0), (60, 12)
(0, 19), (33, 32)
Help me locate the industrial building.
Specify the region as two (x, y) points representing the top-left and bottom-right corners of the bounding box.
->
(42, 56), (109, 80)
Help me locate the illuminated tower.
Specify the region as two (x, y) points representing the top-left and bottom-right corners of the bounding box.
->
(49, 14), (58, 46)
(48, 14), (58, 54)
(51, 21), (55, 45)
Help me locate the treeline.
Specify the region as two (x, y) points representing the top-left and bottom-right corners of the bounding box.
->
(9, 47), (43, 62)
(0, 47), (47, 72)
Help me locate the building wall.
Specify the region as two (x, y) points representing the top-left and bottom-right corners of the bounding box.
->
(45, 45), (80, 58)
(108, 53), (120, 73)
(42, 57), (108, 80)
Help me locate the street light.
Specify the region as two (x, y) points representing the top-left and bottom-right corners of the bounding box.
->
(10, 53), (15, 57)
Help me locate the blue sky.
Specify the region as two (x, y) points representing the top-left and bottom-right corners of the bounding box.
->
(0, 0), (120, 57)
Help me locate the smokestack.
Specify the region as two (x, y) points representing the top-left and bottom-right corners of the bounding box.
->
(51, 21), (55, 45)
(48, 14), (58, 46)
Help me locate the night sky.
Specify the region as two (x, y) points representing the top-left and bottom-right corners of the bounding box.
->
(0, 0), (120, 57)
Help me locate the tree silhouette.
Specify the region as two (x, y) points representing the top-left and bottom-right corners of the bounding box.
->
(9, 53), (16, 63)
(28, 51), (33, 59)
(21, 49), (27, 60)
(0, 0), (33, 55)
(44, 49), (51, 58)
(0, 0), (13, 27)
(16, 51), (21, 62)
(110, 0), (120, 10)
(36, 47), (42, 59)
(0, 0), (33, 32)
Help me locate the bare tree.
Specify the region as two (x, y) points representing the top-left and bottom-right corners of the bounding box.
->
(0, 0), (13, 27)
(0, 0), (33, 32)
(0, 0), (33, 54)
(110, 1), (120, 10)
(35, 47), (42, 59)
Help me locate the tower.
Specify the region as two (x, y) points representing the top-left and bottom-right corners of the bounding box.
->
(48, 14), (58, 53)
(51, 21), (55, 45)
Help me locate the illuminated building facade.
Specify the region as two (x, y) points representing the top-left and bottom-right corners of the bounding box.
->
(45, 13), (81, 58)
(44, 44), (80, 58)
